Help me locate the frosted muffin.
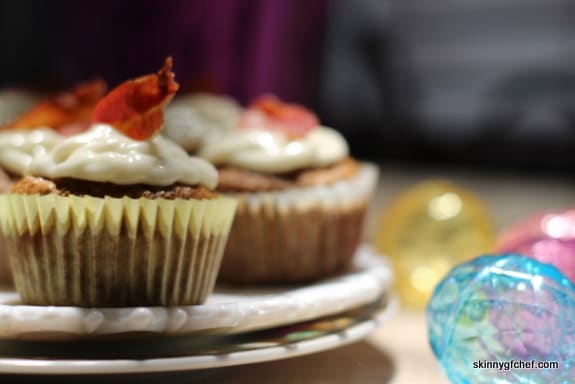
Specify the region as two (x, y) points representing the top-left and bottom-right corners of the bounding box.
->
(199, 95), (378, 284)
(0, 88), (40, 127)
(1, 80), (106, 135)
(0, 60), (237, 307)
(0, 88), (46, 286)
(163, 93), (241, 153)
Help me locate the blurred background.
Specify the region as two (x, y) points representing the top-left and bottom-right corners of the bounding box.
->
(3, 0), (575, 304)
(2, 0), (575, 172)
(2, 1), (575, 382)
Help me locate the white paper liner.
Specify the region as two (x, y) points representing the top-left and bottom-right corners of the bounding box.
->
(0, 195), (237, 307)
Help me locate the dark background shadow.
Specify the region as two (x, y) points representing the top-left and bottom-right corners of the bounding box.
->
(2, 0), (575, 174)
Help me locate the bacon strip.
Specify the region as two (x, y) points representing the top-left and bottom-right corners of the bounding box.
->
(4, 80), (106, 134)
(239, 94), (319, 139)
(91, 57), (179, 140)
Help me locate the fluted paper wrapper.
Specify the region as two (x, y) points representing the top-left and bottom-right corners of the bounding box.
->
(0, 194), (236, 307)
(219, 164), (378, 284)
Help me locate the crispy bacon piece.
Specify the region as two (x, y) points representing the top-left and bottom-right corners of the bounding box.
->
(3, 80), (106, 134)
(91, 57), (179, 141)
(238, 94), (319, 139)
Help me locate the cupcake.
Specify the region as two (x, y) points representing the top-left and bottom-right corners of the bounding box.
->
(0, 89), (43, 286)
(163, 93), (241, 153)
(0, 80), (107, 187)
(0, 81), (106, 288)
(0, 88), (40, 127)
(0, 59), (237, 307)
(1, 79), (106, 135)
(198, 95), (378, 284)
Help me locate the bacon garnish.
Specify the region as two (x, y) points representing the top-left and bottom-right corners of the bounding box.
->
(91, 57), (179, 141)
(3, 80), (106, 135)
(238, 94), (319, 139)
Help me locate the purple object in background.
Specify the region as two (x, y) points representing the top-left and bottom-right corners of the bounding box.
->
(496, 210), (575, 283)
(53, 0), (327, 106)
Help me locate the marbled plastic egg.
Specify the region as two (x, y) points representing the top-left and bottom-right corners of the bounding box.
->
(427, 254), (575, 383)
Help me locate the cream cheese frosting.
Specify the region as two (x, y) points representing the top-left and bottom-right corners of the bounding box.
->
(199, 126), (349, 174)
(0, 125), (218, 189)
(0, 129), (62, 176)
(163, 94), (241, 152)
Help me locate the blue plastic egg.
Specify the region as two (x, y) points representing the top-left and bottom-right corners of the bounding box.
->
(427, 254), (575, 383)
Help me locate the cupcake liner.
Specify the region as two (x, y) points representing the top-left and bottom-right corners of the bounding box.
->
(0, 194), (236, 307)
(218, 163), (378, 284)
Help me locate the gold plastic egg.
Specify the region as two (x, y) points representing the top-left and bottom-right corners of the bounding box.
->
(376, 180), (496, 308)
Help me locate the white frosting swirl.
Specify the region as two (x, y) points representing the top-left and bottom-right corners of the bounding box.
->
(163, 94), (241, 152)
(0, 129), (62, 175)
(0, 125), (218, 189)
(199, 127), (349, 174)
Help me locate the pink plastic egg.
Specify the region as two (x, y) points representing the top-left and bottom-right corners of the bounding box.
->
(496, 210), (575, 282)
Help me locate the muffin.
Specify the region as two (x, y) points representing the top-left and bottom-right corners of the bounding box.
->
(198, 95), (378, 284)
(2, 79), (106, 135)
(0, 89), (42, 286)
(0, 60), (237, 307)
(163, 93), (241, 153)
(0, 88), (40, 127)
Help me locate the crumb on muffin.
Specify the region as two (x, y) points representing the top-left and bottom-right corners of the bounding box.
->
(11, 176), (218, 200)
(217, 157), (360, 192)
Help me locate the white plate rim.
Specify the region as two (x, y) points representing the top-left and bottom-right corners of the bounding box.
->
(0, 297), (398, 375)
